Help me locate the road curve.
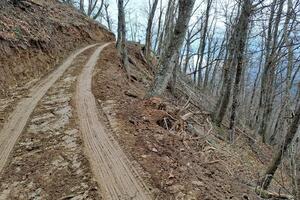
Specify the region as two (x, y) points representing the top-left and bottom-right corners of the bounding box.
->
(0, 43), (99, 174)
(75, 43), (152, 200)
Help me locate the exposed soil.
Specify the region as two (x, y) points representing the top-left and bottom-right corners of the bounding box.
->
(92, 43), (292, 200)
(0, 0), (114, 97)
(0, 46), (102, 199)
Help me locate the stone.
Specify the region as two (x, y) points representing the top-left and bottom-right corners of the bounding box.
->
(191, 180), (204, 187)
(169, 184), (185, 194)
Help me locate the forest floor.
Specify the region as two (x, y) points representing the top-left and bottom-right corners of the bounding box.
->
(91, 43), (293, 200)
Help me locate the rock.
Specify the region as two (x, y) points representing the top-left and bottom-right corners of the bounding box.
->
(191, 180), (204, 187)
(53, 105), (71, 116)
(154, 134), (164, 141)
(186, 191), (198, 200)
(65, 129), (78, 135)
(63, 135), (77, 149)
(169, 184), (185, 194)
(175, 192), (185, 200)
(31, 113), (55, 124)
(151, 147), (158, 153)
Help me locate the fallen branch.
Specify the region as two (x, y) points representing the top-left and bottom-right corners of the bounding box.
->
(254, 186), (294, 199)
(236, 127), (257, 142)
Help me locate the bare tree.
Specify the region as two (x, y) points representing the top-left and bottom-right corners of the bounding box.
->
(157, 0), (177, 57)
(258, 0), (285, 143)
(144, 0), (159, 61)
(261, 101), (300, 190)
(153, 0), (164, 53)
(196, 0), (212, 87)
(103, 2), (112, 31)
(117, 0), (130, 77)
(228, 0), (253, 143)
(145, 0), (196, 98)
(80, 0), (84, 13)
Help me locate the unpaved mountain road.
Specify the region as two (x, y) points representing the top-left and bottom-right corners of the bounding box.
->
(0, 43), (152, 199)
(0, 43), (99, 174)
(76, 43), (152, 200)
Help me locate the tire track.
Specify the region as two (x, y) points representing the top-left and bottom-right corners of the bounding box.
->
(75, 43), (152, 200)
(0, 43), (99, 174)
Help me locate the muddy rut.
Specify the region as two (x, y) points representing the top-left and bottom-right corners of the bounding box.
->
(75, 43), (152, 200)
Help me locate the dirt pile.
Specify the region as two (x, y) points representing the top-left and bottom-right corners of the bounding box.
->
(0, 0), (114, 97)
(92, 43), (291, 199)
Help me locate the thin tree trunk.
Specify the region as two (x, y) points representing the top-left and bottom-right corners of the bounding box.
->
(117, 0), (130, 77)
(261, 102), (300, 190)
(93, 0), (104, 20)
(184, 31), (192, 74)
(269, 0), (293, 145)
(104, 3), (112, 31)
(145, 0), (196, 98)
(213, 26), (236, 127)
(203, 35), (217, 88)
(154, 1), (163, 53)
(258, 0), (284, 143)
(158, 0), (176, 58)
(80, 0), (85, 13)
(227, 0), (252, 142)
(116, 0), (123, 51)
(210, 35), (226, 91)
(144, 0), (159, 60)
(197, 0), (212, 87)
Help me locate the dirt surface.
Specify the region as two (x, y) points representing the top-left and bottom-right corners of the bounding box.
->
(0, 45), (102, 199)
(75, 43), (152, 200)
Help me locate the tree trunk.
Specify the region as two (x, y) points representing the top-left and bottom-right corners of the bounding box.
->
(261, 103), (300, 190)
(117, 0), (130, 77)
(258, 0), (284, 143)
(154, 1), (163, 53)
(144, 0), (159, 60)
(80, 0), (85, 13)
(116, 0), (123, 50)
(93, 0), (104, 20)
(213, 32), (236, 127)
(203, 34), (216, 88)
(104, 3), (112, 31)
(228, 0), (252, 143)
(158, 0), (176, 58)
(145, 0), (196, 98)
(197, 0), (212, 87)
(184, 31), (192, 74)
(296, 151), (300, 200)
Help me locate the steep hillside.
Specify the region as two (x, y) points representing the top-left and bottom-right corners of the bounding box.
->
(92, 43), (292, 200)
(0, 0), (114, 97)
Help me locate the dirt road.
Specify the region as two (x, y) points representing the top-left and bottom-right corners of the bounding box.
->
(0, 43), (98, 174)
(75, 43), (152, 200)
